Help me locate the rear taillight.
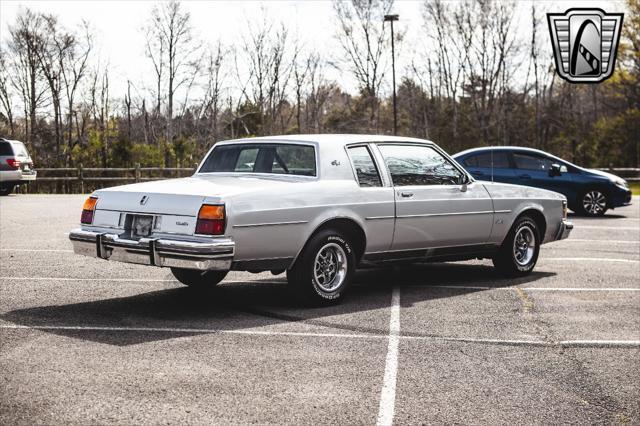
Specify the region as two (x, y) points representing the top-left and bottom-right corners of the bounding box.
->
(81, 196), (98, 224)
(195, 204), (225, 235)
(6, 159), (21, 169)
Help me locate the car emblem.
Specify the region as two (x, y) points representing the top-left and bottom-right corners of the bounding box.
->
(140, 195), (148, 205)
(547, 8), (623, 83)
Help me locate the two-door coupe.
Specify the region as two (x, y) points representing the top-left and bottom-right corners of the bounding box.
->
(70, 135), (572, 304)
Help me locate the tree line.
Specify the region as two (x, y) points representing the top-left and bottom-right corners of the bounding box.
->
(0, 0), (638, 170)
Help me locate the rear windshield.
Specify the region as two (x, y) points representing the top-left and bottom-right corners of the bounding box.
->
(11, 142), (29, 157)
(199, 144), (316, 177)
(0, 141), (13, 156)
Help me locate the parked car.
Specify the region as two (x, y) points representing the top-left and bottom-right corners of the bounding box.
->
(453, 147), (632, 217)
(70, 135), (572, 304)
(0, 138), (37, 196)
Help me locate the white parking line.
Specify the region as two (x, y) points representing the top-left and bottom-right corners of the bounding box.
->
(376, 286), (400, 426)
(555, 239), (639, 244)
(0, 276), (285, 284)
(575, 226), (639, 230)
(406, 285), (640, 292)
(0, 249), (73, 253)
(0, 324), (638, 348)
(541, 257), (639, 263)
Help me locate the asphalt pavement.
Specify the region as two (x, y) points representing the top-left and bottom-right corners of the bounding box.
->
(1, 194), (638, 425)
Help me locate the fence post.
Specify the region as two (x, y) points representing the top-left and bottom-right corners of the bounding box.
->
(78, 163), (84, 194)
(135, 163), (141, 183)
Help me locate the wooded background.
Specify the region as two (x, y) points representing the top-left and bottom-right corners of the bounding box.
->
(0, 0), (638, 171)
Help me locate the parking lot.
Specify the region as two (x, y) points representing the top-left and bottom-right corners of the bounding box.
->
(1, 194), (638, 424)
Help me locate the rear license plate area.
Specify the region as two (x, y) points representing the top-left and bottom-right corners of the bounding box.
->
(126, 214), (154, 238)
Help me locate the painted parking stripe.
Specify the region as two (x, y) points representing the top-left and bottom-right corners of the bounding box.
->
(574, 226), (638, 230)
(554, 239), (639, 244)
(0, 249), (73, 253)
(376, 287), (400, 426)
(541, 257), (639, 263)
(0, 324), (638, 348)
(0, 276), (285, 284)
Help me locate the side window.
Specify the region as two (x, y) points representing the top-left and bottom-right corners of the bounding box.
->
(513, 153), (552, 171)
(378, 144), (465, 186)
(468, 152), (510, 168)
(347, 146), (382, 187)
(0, 142), (13, 156)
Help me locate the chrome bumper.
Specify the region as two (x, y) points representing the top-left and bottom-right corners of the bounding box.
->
(69, 228), (234, 271)
(555, 219), (573, 241)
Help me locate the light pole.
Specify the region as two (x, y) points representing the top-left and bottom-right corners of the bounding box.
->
(384, 14), (399, 135)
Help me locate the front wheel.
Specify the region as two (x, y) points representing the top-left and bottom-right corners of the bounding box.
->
(578, 189), (608, 217)
(171, 268), (227, 289)
(493, 216), (540, 277)
(287, 229), (355, 305)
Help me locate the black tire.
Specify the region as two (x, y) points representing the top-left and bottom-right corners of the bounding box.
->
(286, 229), (356, 305)
(492, 216), (540, 277)
(577, 189), (608, 217)
(0, 184), (14, 196)
(171, 268), (227, 289)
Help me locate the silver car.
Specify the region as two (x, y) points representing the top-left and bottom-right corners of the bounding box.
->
(70, 135), (572, 304)
(0, 138), (37, 196)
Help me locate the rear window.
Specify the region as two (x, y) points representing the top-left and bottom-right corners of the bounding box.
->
(11, 142), (29, 157)
(200, 144), (316, 177)
(0, 142), (13, 156)
(464, 152), (510, 168)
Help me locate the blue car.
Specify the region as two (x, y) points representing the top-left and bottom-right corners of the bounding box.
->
(453, 147), (632, 217)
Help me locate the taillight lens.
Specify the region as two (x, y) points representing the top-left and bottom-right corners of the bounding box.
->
(195, 204), (225, 235)
(6, 158), (21, 169)
(81, 196), (98, 224)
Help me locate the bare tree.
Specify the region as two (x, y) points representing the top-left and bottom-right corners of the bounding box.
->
(334, 0), (393, 129)
(8, 8), (47, 144)
(144, 0), (200, 142)
(0, 49), (16, 136)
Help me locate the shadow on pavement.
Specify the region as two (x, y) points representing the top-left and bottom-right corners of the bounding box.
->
(1, 262), (555, 346)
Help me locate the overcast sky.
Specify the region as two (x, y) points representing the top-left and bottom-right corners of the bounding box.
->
(0, 0), (626, 102)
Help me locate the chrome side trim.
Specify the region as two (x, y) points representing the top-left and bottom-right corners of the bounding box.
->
(397, 210), (494, 219)
(232, 220), (308, 228)
(494, 209), (512, 214)
(365, 215), (394, 221)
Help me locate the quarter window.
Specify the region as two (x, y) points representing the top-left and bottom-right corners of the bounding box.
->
(347, 146), (382, 187)
(378, 144), (465, 186)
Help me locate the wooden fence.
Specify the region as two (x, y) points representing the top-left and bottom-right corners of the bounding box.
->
(16, 165), (640, 194)
(24, 164), (197, 194)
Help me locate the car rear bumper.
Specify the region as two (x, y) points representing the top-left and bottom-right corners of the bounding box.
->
(555, 219), (573, 241)
(0, 169), (36, 183)
(69, 228), (235, 271)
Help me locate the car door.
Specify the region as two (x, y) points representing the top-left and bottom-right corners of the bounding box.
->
(512, 151), (574, 198)
(461, 150), (517, 184)
(376, 143), (494, 251)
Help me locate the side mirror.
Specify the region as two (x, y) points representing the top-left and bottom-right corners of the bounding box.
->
(549, 163), (562, 177)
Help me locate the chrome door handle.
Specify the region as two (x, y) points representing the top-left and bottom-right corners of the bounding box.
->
(400, 191), (414, 198)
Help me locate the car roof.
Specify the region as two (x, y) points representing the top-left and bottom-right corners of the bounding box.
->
(218, 134), (434, 146)
(453, 146), (554, 158)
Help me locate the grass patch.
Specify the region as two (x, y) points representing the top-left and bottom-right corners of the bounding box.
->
(630, 182), (640, 196)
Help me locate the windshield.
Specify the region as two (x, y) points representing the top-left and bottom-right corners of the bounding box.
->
(199, 143), (316, 177)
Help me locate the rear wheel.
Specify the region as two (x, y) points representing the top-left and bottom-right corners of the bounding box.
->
(493, 216), (540, 277)
(171, 268), (227, 289)
(287, 229), (355, 305)
(0, 183), (15, 196)
(578, 189), (608, 217)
